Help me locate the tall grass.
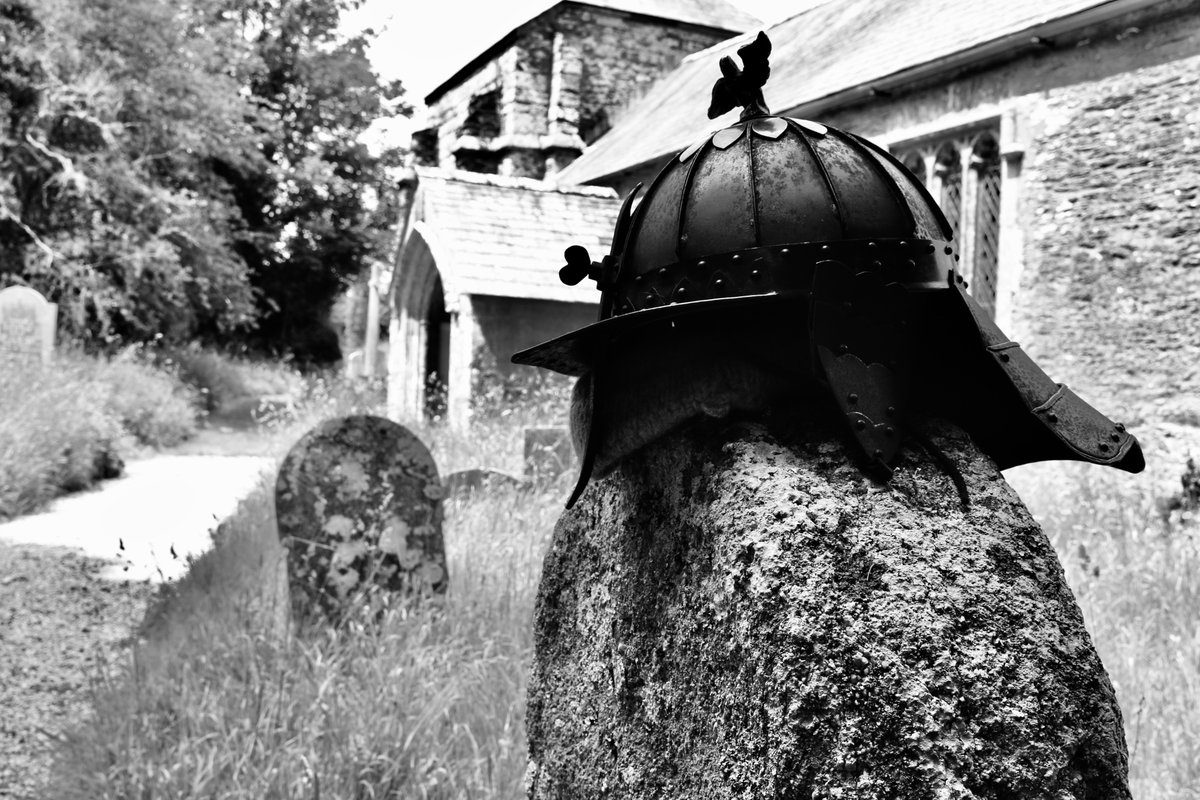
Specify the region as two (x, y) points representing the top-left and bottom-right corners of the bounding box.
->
(44, 396), (1199, 797)
(48, 472), (557, 798)
(1009, 462), (1200, 800)
(0, 351), (197, 518)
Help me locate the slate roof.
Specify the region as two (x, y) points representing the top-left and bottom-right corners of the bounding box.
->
(575, 0), (760, 32)
(426, 0), (759, 103)
(557, 0), (1130, 184)
(406, 169), (619, 304)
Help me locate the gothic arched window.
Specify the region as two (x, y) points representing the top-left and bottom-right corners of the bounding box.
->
(893, 125), (1003, 318)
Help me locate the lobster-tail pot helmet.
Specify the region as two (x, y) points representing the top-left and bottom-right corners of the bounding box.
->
(514, 31), (1143, 507)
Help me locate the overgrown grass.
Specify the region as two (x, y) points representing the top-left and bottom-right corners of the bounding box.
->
(42, 397), (1198, 796)
(48, 470), (557, 798)
(0, 351), (199, 519)
(1008, 463), (1200, 800)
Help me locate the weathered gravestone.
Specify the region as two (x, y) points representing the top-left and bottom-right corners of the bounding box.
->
(512, 33), (1142, 798)
(275, 415), (447, 623)
(0, 285), (56, 369)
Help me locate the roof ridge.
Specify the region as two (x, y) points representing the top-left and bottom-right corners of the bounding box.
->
(415, 166), (618, 198)
(679, 0), (837, 65)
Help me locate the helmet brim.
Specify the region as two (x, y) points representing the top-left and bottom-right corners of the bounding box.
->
(511, 291), (810, 376)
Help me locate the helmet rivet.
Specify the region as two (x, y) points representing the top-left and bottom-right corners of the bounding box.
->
(821, 244), (830, 252)
(675, 286), (687, 298)
(954, 254), (961, 262)
(680, 233), (688, 243)
(1110, 432), (1120, 442)
(867, 241), (877, 248)
(644, 293), (656, 304)
(732, 254), (741, 261)
(855, 419), (867, 430)
(1047, 412), (1059, 423)
(1099, 442), (1110, 452)
(886, 406), (896, 416)
(697, 260), (706, 268)
(925, 243), (936, 254)
(871, 260), (883, 270)
(885, 426), (895, 436)
(999, 352), (1010, 362)
(944, 246), (953, 255)
(848, 393), (859, 404)
(634, 274), (645, 284)
(963, 281), (969, 288)
(838, 343), (849, 354)
(750, 269), (762, 280)
(899, 240), (908, 248)
(873, 449), (884, 458)
(781, 247), (790, 255)
(1116, 422), (1126, 432)
(658, 267), (668, 277)
(905, 259), (916, 269)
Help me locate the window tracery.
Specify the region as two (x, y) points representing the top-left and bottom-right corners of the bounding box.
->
(894, 128), (1003, 318)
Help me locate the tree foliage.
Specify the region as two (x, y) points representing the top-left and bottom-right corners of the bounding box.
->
(0, 0), (408, 361)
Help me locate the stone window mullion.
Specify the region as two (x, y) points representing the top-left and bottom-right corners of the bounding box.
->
(958, 136), (979, 285)
(922, 150), (940, 200)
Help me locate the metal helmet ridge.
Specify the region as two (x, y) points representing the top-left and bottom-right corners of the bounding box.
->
(513, 31), (1143, 507)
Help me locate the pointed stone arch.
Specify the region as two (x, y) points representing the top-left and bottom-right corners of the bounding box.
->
(388, 222), (474, 427)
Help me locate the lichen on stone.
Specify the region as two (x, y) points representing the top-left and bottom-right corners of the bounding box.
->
(526, 414), (1130, 799)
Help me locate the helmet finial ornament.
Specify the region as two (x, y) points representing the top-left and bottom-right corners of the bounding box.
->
(707, 31), (772, 120)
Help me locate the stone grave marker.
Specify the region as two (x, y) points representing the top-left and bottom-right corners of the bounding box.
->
(275, 415), (447, 623)
(0, 285), (57, 369)
(443, 468), (528, 499)
(524, 426), (575, 483)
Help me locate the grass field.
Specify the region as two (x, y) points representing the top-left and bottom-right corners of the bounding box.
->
(44, 410), (1200, 798)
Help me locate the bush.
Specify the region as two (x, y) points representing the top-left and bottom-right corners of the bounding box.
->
(0, 350), (206, 518)
(168, 347), (304, 412)
(94, 358), (199, 448)
(0, 358), (127, 518)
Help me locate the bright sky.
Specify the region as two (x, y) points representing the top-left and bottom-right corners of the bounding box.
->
(348, 0), (818, 112)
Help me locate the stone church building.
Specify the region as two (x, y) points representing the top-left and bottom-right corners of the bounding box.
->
(387, 0), (1200, 438)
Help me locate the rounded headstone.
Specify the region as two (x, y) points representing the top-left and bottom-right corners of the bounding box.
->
(0, 285), (57, 369)
(275, 415), (446, 622)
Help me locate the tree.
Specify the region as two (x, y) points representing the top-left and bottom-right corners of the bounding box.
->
(0, 0), (263, 343)
(214, 0), (411, 363)
(0, 0), (409, 361)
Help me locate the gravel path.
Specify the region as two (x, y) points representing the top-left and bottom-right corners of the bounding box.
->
(0, 453), (272, 796)
(0, 544), (154, 797)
